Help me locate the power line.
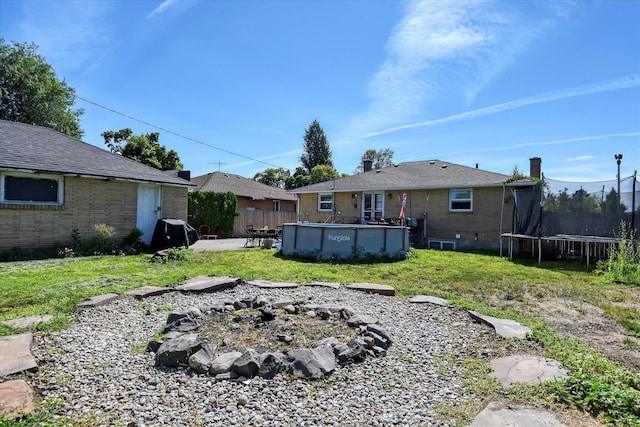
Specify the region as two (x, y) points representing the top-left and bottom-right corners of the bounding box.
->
(74, 95), (289, 170)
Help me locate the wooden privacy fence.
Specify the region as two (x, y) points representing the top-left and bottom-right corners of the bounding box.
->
(233, 209), (297, 237)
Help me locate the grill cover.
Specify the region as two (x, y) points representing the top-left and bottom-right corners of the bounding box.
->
(150, 219), (199, 250)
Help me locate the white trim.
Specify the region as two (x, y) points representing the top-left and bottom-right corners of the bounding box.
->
(0, 171), (64, 205)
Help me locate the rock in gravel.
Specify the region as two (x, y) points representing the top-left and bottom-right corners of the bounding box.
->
(286, 344), (336, 379)
(188, 343), (218, 374)
(155, 334), (202, 367)
(231, 348), (261, 378)
(210, 351), (242, 375)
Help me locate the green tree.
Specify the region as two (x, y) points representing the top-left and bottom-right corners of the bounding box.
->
(309, 165), (341, 184)
(600, 188), (627, 214)
(0, 39), (84, 138)
(285, 166), (311, 190)
(354, 148), (394, 173)
(300, 120), (333, 172)
(102, 128), (183, 171)
(253, 167), (291, 188)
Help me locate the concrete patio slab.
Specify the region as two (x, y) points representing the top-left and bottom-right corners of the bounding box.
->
(175, 276), (242, 292)
(0, 333), (37, 377)
(77, 293), (120, 308)
(2, 314), (54, 329)
(303, 281), (341, 289)
(468, 311), (532, 339)
(470, 401), (569, 427)
(124, 286), (173, 299)
(490, 355), (569, 387)
(408, 295), (450, 307)
(345, 283), (395, 296)
(247, 280), (298, 289)
(0, 379), (34, 419)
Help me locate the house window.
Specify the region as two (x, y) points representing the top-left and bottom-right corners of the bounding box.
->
(449, 189), (472, 212)
(318, 193), (333, 211)
(428, 240), (456, 250)
(273, 200), (281, 211)
(1, 172), (64, 205)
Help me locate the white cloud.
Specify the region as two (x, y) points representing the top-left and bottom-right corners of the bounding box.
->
(420, 132), (640, 159)
(346, 1), (569, 136)
(566, 155), (595, 162)
(362, 74), (640, 138)
(147, 0), (196, 19)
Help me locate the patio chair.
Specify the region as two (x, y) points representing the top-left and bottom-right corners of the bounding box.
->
(244, 224), (259, 247)
(198, 224), (218, 240)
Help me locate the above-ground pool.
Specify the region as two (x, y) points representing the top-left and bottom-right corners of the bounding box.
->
(281, 223), (410, 260)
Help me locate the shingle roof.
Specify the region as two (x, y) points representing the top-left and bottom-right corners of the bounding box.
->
(290, 160), (516, 193)
(0, 120), (192, 186)
(192, 171), (297, 201)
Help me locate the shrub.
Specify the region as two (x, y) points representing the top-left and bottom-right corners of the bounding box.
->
(122, 228), (146, 254)
(91, 223), (116, 255)
(150, 246), (193, 263)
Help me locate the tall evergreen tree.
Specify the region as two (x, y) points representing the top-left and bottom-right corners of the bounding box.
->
(300, 120), (333, 172)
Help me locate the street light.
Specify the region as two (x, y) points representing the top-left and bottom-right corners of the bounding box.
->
(615, 154), (623, 212)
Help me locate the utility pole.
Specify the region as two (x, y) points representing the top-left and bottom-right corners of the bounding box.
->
(615, 154), (623, 212)
(208, 161), (227, 172)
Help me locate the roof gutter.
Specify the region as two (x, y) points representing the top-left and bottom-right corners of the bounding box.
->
(0, 167), (194, 187)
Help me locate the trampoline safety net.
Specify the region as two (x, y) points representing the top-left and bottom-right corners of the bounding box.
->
(512, 174), (639, 238)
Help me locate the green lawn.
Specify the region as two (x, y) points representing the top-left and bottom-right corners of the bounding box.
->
(1, 248), (639, 425)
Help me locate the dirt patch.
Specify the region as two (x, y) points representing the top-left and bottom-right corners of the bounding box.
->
(199, 308), (357, 354)
(497, 292), (640, 372)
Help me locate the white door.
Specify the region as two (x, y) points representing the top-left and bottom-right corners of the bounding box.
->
(137, 184), (162, 245)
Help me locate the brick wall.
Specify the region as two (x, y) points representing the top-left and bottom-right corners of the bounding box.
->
(162, 186), (188, 220)
(0, 177), (189, 252)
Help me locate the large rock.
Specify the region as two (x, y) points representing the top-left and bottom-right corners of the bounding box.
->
(231, 348), (261, 378)
(347, 314), (378, 327)
(164, 311), (201, 333)
(258, 353), (284, 380)
(365, 323), (392, 346)
(210, 351), (242, 375)
(188, 343), (217, 374)
(286, 344), (336, 379)
(0, 379), (34, 419)
(155, 334), (202, 367)
(0, 333), (37, 376)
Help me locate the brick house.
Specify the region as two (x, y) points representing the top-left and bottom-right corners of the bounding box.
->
(288, 159), (536, 251)
(0, 120), (193, 251)
(191, 172), (297, 236)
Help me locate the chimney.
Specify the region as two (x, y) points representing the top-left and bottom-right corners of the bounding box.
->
(177, 170), (191, 181)
(363, 159), (373, 172)
(529, 157), (541, 179)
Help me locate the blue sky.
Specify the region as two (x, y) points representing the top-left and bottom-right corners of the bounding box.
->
(1, 0), (639, 182)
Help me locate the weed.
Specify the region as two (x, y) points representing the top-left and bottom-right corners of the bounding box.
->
(597, 221), (640, 285)
(622, 337), (638, 350)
